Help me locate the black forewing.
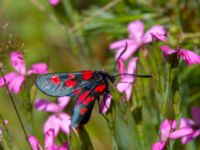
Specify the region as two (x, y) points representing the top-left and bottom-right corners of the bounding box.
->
(35, 72), (95, 97)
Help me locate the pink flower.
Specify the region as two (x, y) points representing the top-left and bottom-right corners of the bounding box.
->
(28, 129), (69, 150)
(170, 106), (200, 144)
(110, 20), (166, 60)
(152, 141), (166, 150)
(100, 94), (112, 113)
(100, 57), (138, 113)
(35, 96), (71, 136)
(117, 57), (138, 101)
(0, 51), (48, 93)
(152, 119), (176, 150)
(0, 119), (8, 143)
(160, 45), (200, 65)
(49, 0), (61, 6)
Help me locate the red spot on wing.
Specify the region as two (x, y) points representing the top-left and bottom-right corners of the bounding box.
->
(65, 80), (77, 88)
(82, 70), (93, 80)
(73, 89), (81, 95)
(94, 84), (107, 93)
(83, 97), (95, 105)
(68, 74), (75, 79)
(80, 107), (87, 115)
(77, 91), (90, 105)
(50, 76), (61, 84)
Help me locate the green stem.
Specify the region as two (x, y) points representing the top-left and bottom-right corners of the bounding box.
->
(0, 69), (31, 149)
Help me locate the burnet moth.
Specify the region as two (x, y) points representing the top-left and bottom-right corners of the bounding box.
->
(35, 44), (151, 128)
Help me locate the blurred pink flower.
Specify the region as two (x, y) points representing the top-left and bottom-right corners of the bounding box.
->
(49, 0), (61, 6)
(110, 20), (167, 60)
(3, 120), (8, 126)
(160, 45), (200, 65)
(170, 106), (200, 144)
(35, 96), (71, 136)
(0, 51), (48, 93)
(152, 119), (176, 150)
(152, 141), (166, 150)
(0, 119), (8, 143)
(28, 129), (69, 150)
(117, 57), (138, 100)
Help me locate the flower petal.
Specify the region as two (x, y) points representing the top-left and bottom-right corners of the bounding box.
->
(180, 130), (200, 144)
(115, 43), (139, 61)
(44, 115), (61, 136)
(192, 129), (200, 139)
(181, 135), (194, 144)
(109, 39), (132, 50)
(35, 99), (60, 113)
(28, 63), (48, 75)
(100, 94), (112, 113)
(49, 0), (60, 6)
(59, 113), (71, 135)
(45, 129), (55, 150)
(57, 142), (69, 150)
(28, 136), (43, 150)
(143, 25), (166, 43)
(127, 57), (138, 74)
(191, 106), (200, 125)
(128, 20), (144, 43)
(0, 72), (18, 87)
(160, 119), (175, 141)
(178, 48), (200, 65)
(179, 118), (194, 128)
(58, 96), (71, 110)
(170, 127), (194, 139)
(10, 51), (26, 75)
(125, 84), (132, 101)
(117, 59), (126, 80)
(8, 75), (25, 93)
(152, 141), (166, 150)
(151, 32), (168, 42)
(117, 80), (131, 93)
(160, 45), (177, 57)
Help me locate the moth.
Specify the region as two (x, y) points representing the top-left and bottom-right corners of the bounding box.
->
(35, 45), (151, 128)
(35, 70), (151, 128)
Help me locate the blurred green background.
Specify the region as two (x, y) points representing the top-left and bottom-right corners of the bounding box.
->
(0, 0), (200, 149)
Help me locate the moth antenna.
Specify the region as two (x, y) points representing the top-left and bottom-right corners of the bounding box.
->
(113, 42), (128, 73)
(114, 73), (152, 78)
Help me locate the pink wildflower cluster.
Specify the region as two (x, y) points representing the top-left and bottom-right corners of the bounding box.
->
(101, 20), (167, 113)
(34, 96), (72, 136)
(101, 20), (200, 114)
(160, 45), (200, 65)
(110, 20), (167, 61)
(152, 106), (200, 150)
(28, 129), (69, 150)
(0, 51), (48, 93)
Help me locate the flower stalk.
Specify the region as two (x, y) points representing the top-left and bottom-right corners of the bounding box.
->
(0, 68), (30, 148)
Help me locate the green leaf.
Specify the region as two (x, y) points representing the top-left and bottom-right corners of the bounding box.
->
(104, 81), (142, 150)
(68, 126), (94, 150)
(77, 126), (94, 150)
